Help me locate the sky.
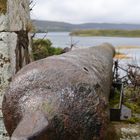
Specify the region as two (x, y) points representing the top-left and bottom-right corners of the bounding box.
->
(31, 0), (140, 24)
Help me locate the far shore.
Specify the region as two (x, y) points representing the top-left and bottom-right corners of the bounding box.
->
(114, 45), (140, 59)
(70, 29), (140, 38)
(116, 45), (140, 49)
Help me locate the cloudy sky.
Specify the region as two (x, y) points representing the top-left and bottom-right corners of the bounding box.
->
(31, 0), (140, 24)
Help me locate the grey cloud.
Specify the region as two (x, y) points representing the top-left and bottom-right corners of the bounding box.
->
(31, 0), (140, 24)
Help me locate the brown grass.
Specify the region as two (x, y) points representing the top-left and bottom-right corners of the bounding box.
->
(0, 0), (7, 14)
(104, 123), (120, 140)
(116, 46), (140, 50)
(114, 54), (131, 59)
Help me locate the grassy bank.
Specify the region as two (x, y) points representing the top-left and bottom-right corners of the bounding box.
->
(70, 29), (140, 37)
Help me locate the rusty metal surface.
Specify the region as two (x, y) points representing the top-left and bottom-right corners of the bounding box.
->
(2, 43), (115, 140)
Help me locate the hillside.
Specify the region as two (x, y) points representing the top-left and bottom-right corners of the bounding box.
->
(32, 19), (140, 32)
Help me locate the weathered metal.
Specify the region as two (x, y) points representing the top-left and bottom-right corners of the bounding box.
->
(2, 43), (115, 140)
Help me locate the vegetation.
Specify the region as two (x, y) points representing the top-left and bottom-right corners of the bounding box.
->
(32, 39), (63, 60)
(109, 88), (120, 108)
(123, 87), (140, 123)
(70, 29), (140, 37)
(116, 45), (140, 50)
(126, 117), (140, 124)
(124, 87), (140, 114)
(125, 102), (140, 114)
(26, 21), (36, 32)
(109, 84), (140, 123)
(0, 0), (7, 14)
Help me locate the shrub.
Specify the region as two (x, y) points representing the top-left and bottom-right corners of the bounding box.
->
(125, 102), (140, 114)
(32, 39), (63, 60)
(126, 117), (140, 124)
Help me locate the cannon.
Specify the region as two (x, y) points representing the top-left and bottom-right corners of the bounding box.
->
(2, 43), (115, 140)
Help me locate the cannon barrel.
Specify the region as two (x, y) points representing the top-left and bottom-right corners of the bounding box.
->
(2, 43), (115, 140)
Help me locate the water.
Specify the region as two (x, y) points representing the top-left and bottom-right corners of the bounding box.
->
(35, 32), (140, 48)
(35, 32), (140, 77)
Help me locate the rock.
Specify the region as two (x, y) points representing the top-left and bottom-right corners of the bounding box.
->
(0, 0), (31, 32)
(0, 32), (16, 96)
(2, 43), (115, 140)
(62, 47), (71, 53)
(7, 0), (31, 31)
(0, 14), (8, 31)
(120, 105), (132, 120)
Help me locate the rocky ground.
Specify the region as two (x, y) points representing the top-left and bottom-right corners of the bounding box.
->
(112, 122), (140, 140)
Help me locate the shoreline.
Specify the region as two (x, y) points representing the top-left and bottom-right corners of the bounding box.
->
(70, 29), (140, 38)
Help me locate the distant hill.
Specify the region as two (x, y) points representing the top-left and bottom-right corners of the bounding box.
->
(32, 19), (140, 32)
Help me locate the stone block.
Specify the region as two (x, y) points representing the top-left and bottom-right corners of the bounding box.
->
(0, 14), (8, 31)
(7, 0), (30, 31)
(0, 32), (17, 96)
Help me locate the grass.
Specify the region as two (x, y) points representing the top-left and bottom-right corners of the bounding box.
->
(126, 117), (140, 124)
(123, 87), (140, 123)
(124, 87), (140, 114)
(70, 29), (140, 37)
(109, 85), (140, 124)
(0, 0), (7, 14)
(124, 102), (140, 114)
(109, 88), (120, 108)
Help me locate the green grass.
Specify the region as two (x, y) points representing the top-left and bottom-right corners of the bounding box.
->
(32, 39), (63, 60)
(109, 89), (120, 108)
(124, 87), (140, 114)
(124, 102), (140, 114)
(70, 29), (140, 37)
(126, 117), (140, 124)
(123, 87), (140, 123)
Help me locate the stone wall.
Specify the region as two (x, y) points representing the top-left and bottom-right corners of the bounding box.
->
(0, 0), (32, 139)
